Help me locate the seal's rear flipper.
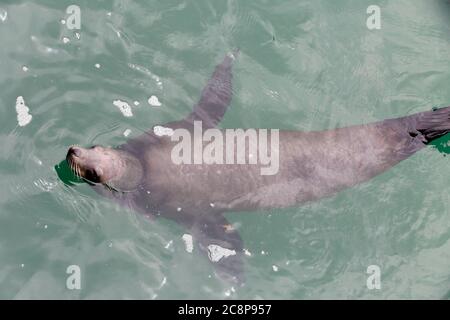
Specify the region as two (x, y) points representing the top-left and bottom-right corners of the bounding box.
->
(412, 106), (450, 143)
(189, 213), (245, 285)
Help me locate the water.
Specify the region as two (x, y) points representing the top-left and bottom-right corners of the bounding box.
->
(1, 0), (450, 299)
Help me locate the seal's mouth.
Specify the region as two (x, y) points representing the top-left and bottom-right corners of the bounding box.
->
(66, 146), (85, 180)
(66, 146), (105, 186)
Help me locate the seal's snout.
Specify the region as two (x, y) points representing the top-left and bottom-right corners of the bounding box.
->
(68, 146), (82, 158)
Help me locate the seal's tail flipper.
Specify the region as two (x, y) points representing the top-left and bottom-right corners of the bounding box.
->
(412, 106), (450, 143)
(190, 213), (245, 285)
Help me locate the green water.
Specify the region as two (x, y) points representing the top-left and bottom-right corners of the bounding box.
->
(1, 0), (450, 299)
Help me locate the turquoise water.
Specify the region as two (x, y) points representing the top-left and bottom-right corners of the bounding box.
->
(1, 0), (450, 299)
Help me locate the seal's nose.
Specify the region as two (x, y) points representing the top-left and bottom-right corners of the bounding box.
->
(68, 146), (82, 157)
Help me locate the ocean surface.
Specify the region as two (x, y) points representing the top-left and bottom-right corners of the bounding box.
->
(1, 0), (450, 299)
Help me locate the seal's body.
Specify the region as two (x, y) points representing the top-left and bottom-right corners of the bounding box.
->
(67, 51), (450, 283)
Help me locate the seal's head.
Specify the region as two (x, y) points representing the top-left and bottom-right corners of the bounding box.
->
(66, 145), (143, 191)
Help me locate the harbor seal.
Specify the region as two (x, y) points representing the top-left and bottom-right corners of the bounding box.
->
(66, 51), (450, 283)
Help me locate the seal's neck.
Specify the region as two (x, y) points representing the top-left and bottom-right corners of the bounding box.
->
(106, 150), (144, 192)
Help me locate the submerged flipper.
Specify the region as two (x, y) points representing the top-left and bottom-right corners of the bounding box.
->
(412, 105), (450, 142)
(188, 213), (245, 285)
(167, 49), (239, 130)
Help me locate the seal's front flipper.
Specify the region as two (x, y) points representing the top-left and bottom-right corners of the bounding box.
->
(168, 50), (239, 130)
(190, 213), (245, 285)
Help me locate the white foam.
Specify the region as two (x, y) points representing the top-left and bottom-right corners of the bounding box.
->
(148, 95), (161, 107)
(128, 63), (163, 89)
(15, 96), (32, 127)
(0, 9), (7, 22)
(30, 36), (58, 54)
(159, 277), (167, 289)
(207, 244), (236, 262)
(32, 156), (42, 166)
(33, 178), (57, 192)
(133, 101), (140, 106)
(153, 125), (173, 137)
(182, 234), (193, 253)
(164, 240), (173, 249)
(113, 99), (133, 117)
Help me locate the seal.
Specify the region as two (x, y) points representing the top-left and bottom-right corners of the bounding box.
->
(66, 50), (450, 283)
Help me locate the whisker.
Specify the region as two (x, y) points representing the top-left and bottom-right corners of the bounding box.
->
(69, 159), (77, 178)
(71, 161), (79, 178)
